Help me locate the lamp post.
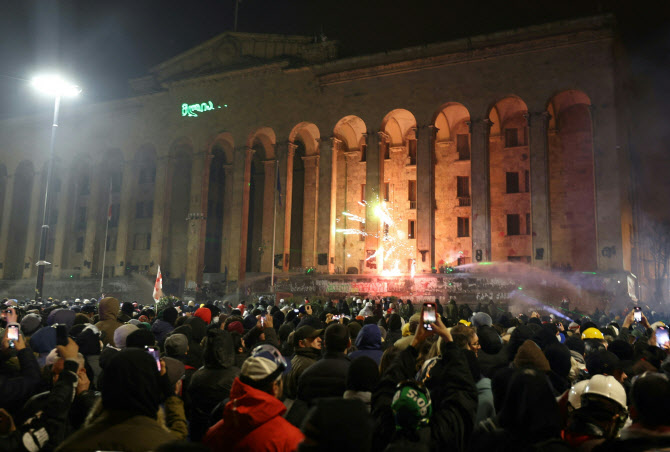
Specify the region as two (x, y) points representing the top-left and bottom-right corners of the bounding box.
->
(31, 75), (81, 301)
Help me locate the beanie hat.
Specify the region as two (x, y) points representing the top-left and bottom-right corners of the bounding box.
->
(125, 328), (156, 349)
(478, 325), (503, 355)
(73, 326), (102, 355)
(114, 324), (139, 349)
(29, 325), (57, 353)
(163, 357), (186, 389)
(163, 307), (178, 325)
(121, 302), (134, 317)
(165, 333), (189, 357)
(195, 307), (212, 325)
(347, 356), (380, 392)
(586, 350), (621, 376)
(543, 343), (572, 378)
(227, 321), (245, 336)
(47, 308), (76, 330)
(471, 312), (493, 328)
(514, 339), (551, 372)
(20, 313), (42, 336)
(391, 381), (433, 431)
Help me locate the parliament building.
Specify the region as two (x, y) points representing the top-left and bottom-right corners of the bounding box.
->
(0, 15), (638, 301)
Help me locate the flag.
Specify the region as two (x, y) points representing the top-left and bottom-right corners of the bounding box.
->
(153, 266), (162, 302)
(275, 160), (282, 207)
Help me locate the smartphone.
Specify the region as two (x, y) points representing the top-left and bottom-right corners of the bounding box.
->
(294, 309), (300, 313)
(260, 316), (265, 327)
(145, 346), (161, 371)
(422, 302), (437, 331)
(656, 327), (669, 348)
(333, 315), (340, 320)
(634, 307), (642, 322)
(7, 323), (19, 349)
(56, 324), (69, 346)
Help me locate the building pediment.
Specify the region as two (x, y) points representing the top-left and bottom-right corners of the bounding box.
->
(130, 32), (337, 94)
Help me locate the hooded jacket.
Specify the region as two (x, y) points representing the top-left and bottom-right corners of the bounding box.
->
(188, 329), (241, 441)
(151, 318), (175, 347)
(384, 314), (403, 350)
(349, 324), (383, 365)
(55, 349), (182, 452)
(94, 297), (123, 347)
(203, 377), (304, 452)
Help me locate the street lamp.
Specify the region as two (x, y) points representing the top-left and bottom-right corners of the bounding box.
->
(31, 74), (81, 301)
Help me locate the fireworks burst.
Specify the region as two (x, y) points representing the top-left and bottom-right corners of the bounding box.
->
(336, 193), (416, 277)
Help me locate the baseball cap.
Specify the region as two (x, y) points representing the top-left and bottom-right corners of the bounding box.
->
(293, 326), (323, 346)
(240, 344), (287, 388)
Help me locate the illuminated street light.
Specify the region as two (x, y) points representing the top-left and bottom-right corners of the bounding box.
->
(31, 75), (82, 97)
(32, 74), (81, 301)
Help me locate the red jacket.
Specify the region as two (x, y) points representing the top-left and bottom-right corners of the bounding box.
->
(203, 377), (304, 452)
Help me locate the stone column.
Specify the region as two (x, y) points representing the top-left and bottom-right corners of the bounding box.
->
(22, 170), (44, 278)
(220, 164), (234, 275)
(316, 138), (331, 272)
(0, 175), (14, 279)
(149, 156), (170, 274)
(51, 169), (74, 277)
(328, 137), (340, 274)
(416, 125), (435, 273)
(282, 143), (296, 272)
(590, 104), (623, 271)
(227, 149), (247, 283)
(185, 151), (208, 289)
(113, 160), (137, 277)
(470, 119), (492, 262)
(81, 171), (103, 277)
(528, 112), (552, 268)
(364, 131), (381, 273)
(239, 147), (255, 280)
(302, 154), (320, 268)
(261, 159), (277, 272)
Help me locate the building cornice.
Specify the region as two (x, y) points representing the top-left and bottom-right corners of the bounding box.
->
(314, 15), (614, 86)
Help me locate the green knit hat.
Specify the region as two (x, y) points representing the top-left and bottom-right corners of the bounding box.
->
(391, 380), (432, 431)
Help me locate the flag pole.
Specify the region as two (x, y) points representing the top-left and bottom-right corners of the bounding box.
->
(270, 159), (278, 295)
(100, 180), (112, 295)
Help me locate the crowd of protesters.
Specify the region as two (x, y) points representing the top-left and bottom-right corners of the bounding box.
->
(1, 293), (670, 451)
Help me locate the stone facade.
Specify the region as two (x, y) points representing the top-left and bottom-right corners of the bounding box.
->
(0, 16), (636, 298)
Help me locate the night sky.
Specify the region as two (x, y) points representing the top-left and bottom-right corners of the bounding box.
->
(1, 0), (668, 220)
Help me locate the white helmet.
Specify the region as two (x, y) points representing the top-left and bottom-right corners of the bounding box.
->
(568, 380), (590, 410)
(583, 375), (627, 411)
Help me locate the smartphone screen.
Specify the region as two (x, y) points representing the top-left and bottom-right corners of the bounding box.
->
(657, 327), (669, 348)
(145, 346), (161, 371)
(7, 324), (19, 341)
(422, 303), (437, 331)
(634, 307), (642, 322)
(56, 324), (68, 346)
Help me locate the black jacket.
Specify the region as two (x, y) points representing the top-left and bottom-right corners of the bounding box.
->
(372, 342), (478, 452)
(297, 351), (350, 404)
(0, 348), (41, 414)
(285, 347), (321, 400)
(188, 329), (240, 441)
(0, 359), (78, 451)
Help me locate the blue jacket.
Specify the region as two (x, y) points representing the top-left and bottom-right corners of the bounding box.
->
(349, 324), (383, 365)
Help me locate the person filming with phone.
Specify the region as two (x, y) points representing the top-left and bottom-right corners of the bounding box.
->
(371, 302), (478, 451)
(0, 318), (41, 416)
